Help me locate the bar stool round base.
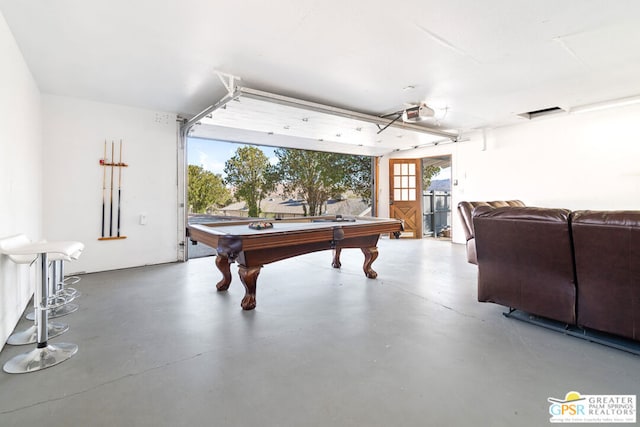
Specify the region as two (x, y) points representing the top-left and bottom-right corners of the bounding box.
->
(3, 343), (78, 374)
(26, 303), (79, 320)
(6, 322), (69, 345)
(50, 303), (79, 318)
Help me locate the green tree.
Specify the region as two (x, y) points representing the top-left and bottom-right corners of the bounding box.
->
(188, 165), (232, 213)
(223, 146), (273, 217)
(273, 148), (371, 216)
(339, 155), (372, 203)
(423, 165), (441, 190)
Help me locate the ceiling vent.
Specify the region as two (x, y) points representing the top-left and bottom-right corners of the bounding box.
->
(518, 106), (566, 120)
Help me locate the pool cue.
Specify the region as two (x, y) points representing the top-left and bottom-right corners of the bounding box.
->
(117, 140), (122, 237)
(109, 141), (115, 237)
(101, 140), (107, 237)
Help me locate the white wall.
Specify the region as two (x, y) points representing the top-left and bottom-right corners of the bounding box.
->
(0, 12), (43, 349)
(381, 104), (640, 244)
(42, 95), (179, 273)
(457, 106), (640, 210)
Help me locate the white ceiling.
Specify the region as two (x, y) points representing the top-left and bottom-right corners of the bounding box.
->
(2, 0), (640, 152)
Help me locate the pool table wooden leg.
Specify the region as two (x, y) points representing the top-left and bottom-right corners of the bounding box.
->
(215, 254), (232, 291)
(238, 265), (261, 310)
(332, 248), (342, 268)
(361, 247), (379, 279)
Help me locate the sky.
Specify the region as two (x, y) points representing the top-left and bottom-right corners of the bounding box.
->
(188, 138), (277, 178)
(188, 137), (450, 181)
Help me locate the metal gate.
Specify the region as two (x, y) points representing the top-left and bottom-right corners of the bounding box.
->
(422, 191), (451, 237)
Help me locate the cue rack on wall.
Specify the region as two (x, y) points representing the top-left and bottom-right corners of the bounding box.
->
(99, 140), (128, 241)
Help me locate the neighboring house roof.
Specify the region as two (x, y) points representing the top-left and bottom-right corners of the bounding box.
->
(218, 196), (370, 217)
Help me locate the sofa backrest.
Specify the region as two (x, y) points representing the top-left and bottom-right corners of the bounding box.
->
(473, 206), (576, 324)
(572, 210), (640, 341)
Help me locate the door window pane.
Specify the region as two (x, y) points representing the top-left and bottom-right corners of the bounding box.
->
(392, 161), (419, 201)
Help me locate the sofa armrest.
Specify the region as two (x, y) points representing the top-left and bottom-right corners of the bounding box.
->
(458, 200), (526, 241)
(457, 200), (525, 264)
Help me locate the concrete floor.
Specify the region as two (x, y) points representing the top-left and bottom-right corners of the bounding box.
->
(0, 238), (638, 426)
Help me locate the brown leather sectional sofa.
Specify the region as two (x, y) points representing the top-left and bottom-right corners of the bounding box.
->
(457, 200), (525, 264)
(471, 205), (640, 343)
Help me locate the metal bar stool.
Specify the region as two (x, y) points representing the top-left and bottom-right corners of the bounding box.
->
(0, 235), (70, 345)
(2, 240), (82, 373)
(55, 250), (83, 300)
(51, 252), (82, 315)
(25, 247), (83, 321)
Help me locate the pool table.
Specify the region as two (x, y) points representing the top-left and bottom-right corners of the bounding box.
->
(187, 215), (403, 310)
